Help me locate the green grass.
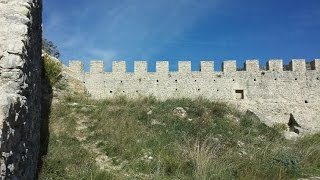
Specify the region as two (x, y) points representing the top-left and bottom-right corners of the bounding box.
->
(38, 94), (320, 179)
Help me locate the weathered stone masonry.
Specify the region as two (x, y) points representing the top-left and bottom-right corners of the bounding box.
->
(69, 59), (320, 133)
(0, 0), (42, 179)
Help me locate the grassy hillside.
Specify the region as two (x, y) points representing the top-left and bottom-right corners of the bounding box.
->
(38, 94), (320, 180)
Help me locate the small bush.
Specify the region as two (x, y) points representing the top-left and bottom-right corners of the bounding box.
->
(273, 123), (288, 132)
(42, 54), (64, 88)
(272, 151), (301, 177)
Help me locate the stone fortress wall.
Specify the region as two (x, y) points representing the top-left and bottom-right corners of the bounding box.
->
(0, 0), (42, 179)
(68, 59), (320, 133)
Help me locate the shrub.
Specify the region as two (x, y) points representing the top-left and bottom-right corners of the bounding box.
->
(42, 54), (64, 88)
(272, 123), (288, 132)
(272, 151), (301, 177)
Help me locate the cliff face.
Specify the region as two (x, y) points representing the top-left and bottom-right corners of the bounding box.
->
(0, 0), (42, 179)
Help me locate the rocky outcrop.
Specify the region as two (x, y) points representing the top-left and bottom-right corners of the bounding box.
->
(0, 0), (42, 179)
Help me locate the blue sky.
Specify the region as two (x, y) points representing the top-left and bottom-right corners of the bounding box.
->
(43, 0), (320, 72)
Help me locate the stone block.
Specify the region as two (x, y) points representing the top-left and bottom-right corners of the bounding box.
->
(222, 60), (236, 72)
(112, 61), (126, 73)
(0, 54), (24, 69)
(134, 61), (147, 74)
(290, 59), (306, 72)
(156, 61), (169, 73)
(267, 59), (283, 71)
(245, 60), (259, 72)
(69, 60), (84, 74)
(311, 59), (320, 71)
(200, 61), (214, 72)
(178, 61), (191, 73)
(90, 61), (104, 74)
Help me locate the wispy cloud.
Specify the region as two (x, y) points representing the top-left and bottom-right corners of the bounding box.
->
(44, 0), (224, 65)
(43, 10), (64, 37)
(90, 48), (117, 64)
(288, 9), (320, 29)
(44, 0), (320, 70)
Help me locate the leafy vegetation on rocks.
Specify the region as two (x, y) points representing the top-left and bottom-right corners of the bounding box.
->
(42, 53), (66, 90)
(38, 94), (320, 179)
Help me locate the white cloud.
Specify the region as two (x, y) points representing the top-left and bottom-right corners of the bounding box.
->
(89, 48), (117, 69)
(90, 48), (117, 61)
(43, 11), (64, 36)
(91, 0), (223, 56)
(44, 0), (224, 64)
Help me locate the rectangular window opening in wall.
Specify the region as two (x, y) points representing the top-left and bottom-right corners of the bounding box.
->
(235, 90), (244, 100)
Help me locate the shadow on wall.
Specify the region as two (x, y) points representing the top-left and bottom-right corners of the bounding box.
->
(36, 60), (53, 178)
